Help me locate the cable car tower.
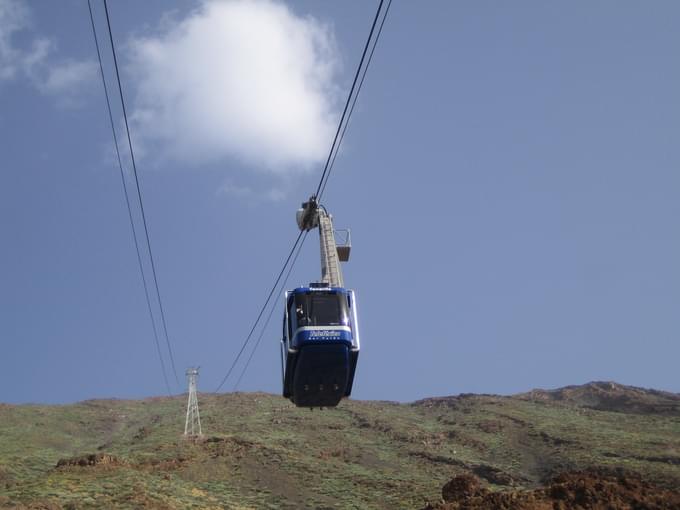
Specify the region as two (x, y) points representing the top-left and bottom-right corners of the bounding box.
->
(184, 367), (202, 437)
(281, 197), (360, 407)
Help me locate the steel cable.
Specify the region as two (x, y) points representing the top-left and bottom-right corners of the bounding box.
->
(313, 0), (386, 200)
(233, 231), (308, 391)
(87, 0), (172, 395)
(318, 0), (393, 202)
(214, 230), (305, 392)
(103, 0), (180, 386)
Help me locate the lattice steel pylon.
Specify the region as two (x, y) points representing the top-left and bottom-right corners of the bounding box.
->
(184, 367), (202, 437)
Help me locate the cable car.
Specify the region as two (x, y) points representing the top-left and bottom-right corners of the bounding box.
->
(281, 283), (360, 407)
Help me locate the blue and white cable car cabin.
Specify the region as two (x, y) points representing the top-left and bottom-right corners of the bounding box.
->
(281, 198), (360, 407)
(282, 285), (360, 407)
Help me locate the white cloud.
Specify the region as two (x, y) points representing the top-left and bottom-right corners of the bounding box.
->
(128, 0), (340, 173)
(21, 38), (51, 76)
(0, 0), (96, 103)
(38, 59), (98, 96)
(218, 179), (286, 202)
(0, 0), (29, 80)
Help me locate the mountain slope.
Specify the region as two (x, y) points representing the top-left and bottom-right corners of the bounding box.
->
(1, 382), (679, 509)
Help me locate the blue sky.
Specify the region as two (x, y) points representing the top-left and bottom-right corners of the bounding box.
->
(1, 0), (678, 404)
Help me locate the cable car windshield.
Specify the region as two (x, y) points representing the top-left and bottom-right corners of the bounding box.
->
(293, 292), (349, 328)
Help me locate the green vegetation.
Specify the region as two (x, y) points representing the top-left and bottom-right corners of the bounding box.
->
(1, 383), (679, 509)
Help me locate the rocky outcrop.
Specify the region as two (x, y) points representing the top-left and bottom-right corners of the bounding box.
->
(422, 470), (680, 510)
(55, 453), (122, 468)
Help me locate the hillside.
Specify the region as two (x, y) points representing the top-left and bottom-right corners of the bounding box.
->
(1, 382), (679, 509)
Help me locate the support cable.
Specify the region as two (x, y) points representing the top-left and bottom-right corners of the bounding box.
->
(103, 0), (180, 386)
(233, 231), (308, 391)
(214, 230), (305, 392)
(87, 0), (171, 395)
(313, 0), (386, 200)
(318, 0), (393, 202)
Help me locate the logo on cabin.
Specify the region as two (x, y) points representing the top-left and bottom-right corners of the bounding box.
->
(310, 330), (342, 339)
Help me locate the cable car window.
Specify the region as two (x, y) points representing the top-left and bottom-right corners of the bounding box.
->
(288, 301), (297, 338)
(294, 292), (349, 327)
(294, 297), (308, 327)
